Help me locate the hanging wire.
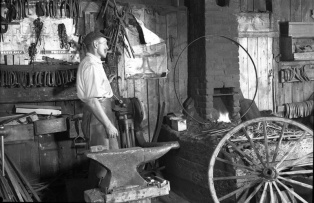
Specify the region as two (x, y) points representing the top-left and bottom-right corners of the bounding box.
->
(173, 34), (259, 125)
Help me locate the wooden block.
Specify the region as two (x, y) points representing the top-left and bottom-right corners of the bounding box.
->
(85, 182), (170, 203)
(277, 105), (285, 112)
(34, 117), (68, 135)
(15, 108), (61, 115)
(15, 104), (62, 110)
(4, 124), (34, 143)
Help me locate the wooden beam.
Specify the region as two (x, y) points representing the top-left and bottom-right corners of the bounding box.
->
(0, 86), (78, 104)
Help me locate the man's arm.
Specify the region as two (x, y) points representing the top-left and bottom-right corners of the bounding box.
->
(85, 98), (119, 138)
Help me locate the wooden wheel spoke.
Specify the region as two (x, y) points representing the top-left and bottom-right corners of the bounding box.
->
(263, 121), (270, 166)
(209, 117), (313, 203)
(278, 176), (313, 189)
(216, 157), (259, 173)
(242, 127), (267, 168)
(226, 140), (261, 169)
(277, 152), (313, 171)
(243, 181), (264, 203)
(272, 123), (287, 163)
(272, 181), (288, 203)
(236, 188), (250, 202)
(213, 174), (259, 181)
(279, 170), (313, 175)
(275, 132), (306, 169)
(259, 182), (269, 203)
(292, 162), (314, 168)
(218, 179), (262, 201)
(276, 179), (308, 203)
(269, 182), (275, 203)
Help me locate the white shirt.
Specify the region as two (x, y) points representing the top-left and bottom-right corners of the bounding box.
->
(76, 53), (113, 103)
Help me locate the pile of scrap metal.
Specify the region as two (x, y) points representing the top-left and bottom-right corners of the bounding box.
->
(0, 115), (41, 202)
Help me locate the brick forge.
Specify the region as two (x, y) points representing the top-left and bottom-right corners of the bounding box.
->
(158, 1), (242, 202)
(188, 0), (241, 122)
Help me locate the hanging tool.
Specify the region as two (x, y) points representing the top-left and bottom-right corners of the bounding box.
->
(0, 16), (8, 42)
(112, 0), (134, 58)
(96, 0), (110, 20)
(58, 23), (69, 49)
(72, 114), (87, 158)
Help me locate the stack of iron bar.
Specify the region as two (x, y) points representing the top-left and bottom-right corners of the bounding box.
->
(0, 153), (41, 202)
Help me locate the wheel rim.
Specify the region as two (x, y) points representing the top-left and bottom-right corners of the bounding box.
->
(208, 117), (313, 203)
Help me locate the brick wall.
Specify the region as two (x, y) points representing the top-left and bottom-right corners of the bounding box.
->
(187, 0), (241, 121)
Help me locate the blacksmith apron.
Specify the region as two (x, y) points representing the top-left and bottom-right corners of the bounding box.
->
(81, 98), (119, 191)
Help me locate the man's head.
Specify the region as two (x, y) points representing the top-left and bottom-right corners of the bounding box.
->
(83, 31), (109, 58)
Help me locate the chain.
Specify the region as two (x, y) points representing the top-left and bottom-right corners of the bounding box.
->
(29, 18), (43, 64)
(58, 23), (69, 49)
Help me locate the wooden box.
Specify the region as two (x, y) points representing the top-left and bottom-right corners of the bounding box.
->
(280, 22), (314, 38)
(34, 117), (69, 135)
(280, 36), (314, 61)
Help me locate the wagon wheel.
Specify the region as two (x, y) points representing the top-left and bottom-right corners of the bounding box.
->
(208, 117), (313, 203)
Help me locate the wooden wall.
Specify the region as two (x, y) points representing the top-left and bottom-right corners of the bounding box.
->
(238, 13), (274, 111)
(273, 0), (314, 112)
(239, 0), (314, 112)
(117, 5), (188, 141)
(1, 0), (187, 180)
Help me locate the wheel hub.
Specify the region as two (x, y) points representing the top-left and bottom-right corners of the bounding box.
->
(262, 167), (277, 180)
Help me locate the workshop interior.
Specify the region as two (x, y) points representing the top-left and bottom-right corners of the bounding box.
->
(0, 0), (313, 202)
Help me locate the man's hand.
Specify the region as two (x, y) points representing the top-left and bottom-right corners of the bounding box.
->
(106, 124), (119, 138)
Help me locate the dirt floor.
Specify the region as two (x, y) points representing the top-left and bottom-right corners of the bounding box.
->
(151, 191), (190, 203)
(64, 177), (190, 203)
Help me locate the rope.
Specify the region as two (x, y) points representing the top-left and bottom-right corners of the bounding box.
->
(173, 34), (259, 125)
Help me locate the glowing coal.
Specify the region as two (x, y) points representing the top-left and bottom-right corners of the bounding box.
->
(217, 112), (231, 123)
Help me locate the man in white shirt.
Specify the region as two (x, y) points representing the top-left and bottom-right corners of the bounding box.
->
(76, 31), (119, 190)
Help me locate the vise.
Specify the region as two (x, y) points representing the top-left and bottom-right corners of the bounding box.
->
(84, 141), (180, 203)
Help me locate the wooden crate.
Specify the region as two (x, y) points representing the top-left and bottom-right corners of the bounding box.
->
(280, 22), (314, 38)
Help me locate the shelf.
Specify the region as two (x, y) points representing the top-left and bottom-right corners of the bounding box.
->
(280, 60), (314, 67)
(280, 22), (314, 38)
(0, 64), (78, 71)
